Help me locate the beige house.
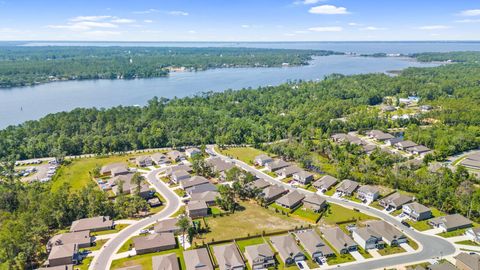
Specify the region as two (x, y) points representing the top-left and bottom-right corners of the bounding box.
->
(213, 243), (245, 270)
(152, 253), (180, 270)
(244, 243), (275, 269)
(47, 243), (79, 267)
(187, 200), (209, 218)
(184, 248), (214, 270)
(133, 233), (176, 255)
(70, 216), (114, 232)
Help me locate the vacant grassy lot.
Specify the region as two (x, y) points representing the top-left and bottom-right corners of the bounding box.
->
(194, 201), (307, 245)
(217, 147), (270, 165)
(321, 203), (376, 225)
(111, 248), (185, 270)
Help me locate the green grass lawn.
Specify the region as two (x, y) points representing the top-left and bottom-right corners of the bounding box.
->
(210, 206), (224, 215)
(174, 188), (186, 198)
(324, 188), (336, 196)
(292, 207), (322, 223)
(91, 223), (129, 236)
(194, 201), (306, 245)
(269, 203), (294, 214)
(344, 195), (363, 203)
(73, 256), (92, 270)
(357, 246), (373, 259)
(456, 240), (480, 246)
(111, 248), (185, 270)
(369, 201), (385, 210)
(236, 237), (265, 252)
(170, 206), (186, 218)
(438, 227), (473, 238)
(117, 235), (143, 253)
(81, 239), (108, 252)
(327, 252), (356, 265)
(321, 203), (376, 225)
(407, 237), (419, 250)
(406, 220), (432, 231)
(217, 147), (270, 165)
(378, 245), (406, 256)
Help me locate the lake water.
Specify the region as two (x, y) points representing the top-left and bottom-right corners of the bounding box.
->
(0, 55), (439, 128)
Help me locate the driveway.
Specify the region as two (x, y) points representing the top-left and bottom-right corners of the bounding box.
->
(207, 145), (457, 270)
(89, 167), (183, 270)
(350, 251), (366, 261)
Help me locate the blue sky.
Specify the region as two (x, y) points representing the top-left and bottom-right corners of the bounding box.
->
(1, 0), (479, 41)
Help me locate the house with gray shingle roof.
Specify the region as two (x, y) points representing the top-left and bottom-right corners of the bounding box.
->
(47, 243), (79, 267)
(379, 192), (413, 210)
(402, 202), (432, 221)
(133, 233), (176, 255)
(47, 230), (92, 252)
(313, 175), (338, 192)
(154, 218), (180, 234)
(180, 176), (210, 190)
(248, 178), (270, 190)
(190, 191), (219, 206)
(394, 140), (418, 150)
(254, 154), (273, 167)
(171, 169), (191, 184)
(356, 185), (380, 202)
(365, 220), (407, 246)
(152, 253), (179, 270)
(184, 248), (214, 270)
(320, 227), (357, 254)
(265, 159), (290, 172)
(295, 230), (334, 259)
(70, 216), (114, 232)
(277, 165), (302, 178)
(275, 191), (305, 210)
(336, 179), (359, 196)
(293, 170), (314, 185)
(212, 243), (245, 270)
(187, 200), (209, 219)
(260, 185), (287, 204)
(352, 226), (385, 250)
(244, 243), (275, 269)
(367, 130), (395, 141)
(429, 214), (472, 232)
(454, 252), (480, 270)
(270, 234), (305, 265)
(135, 156), (153, 167)
(100, 163), (129, 177)
(303, 194), (327, 212)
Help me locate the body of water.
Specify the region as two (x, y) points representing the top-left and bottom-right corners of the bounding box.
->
(0, 54), (438, 128)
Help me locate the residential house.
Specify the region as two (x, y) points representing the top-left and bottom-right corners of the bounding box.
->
(111, 173), (151, 198)
(171, 169), (191, 184)
(367, 130), (395, 141)
(331, 133), (362, 145)
(165, 165), (193, 177)
(379, 192), (413, 210)
(394, 140), (418, 150)
(356, 185), (380, 202)
(245, 243), (275, 269)
(190, 191), (219, 206)
(320, 227), (358, 254)
(466, 227), (480, 244)
(100, 163), (129, 177)
(270, 234), (305, 265)
(207, 157), (235, 174)
(293, 170), (314, 185)
(135, 156), (153, 167)
(116, 266), (143, 270)
(260, 185), (288, 204)
(38, 266), (74, 270)
(428, 263), (458, 270)
(154, 218), (180, 234)
(402, 202), (432, 221)
(265, 159), (290, 172)
(180, 176), (210, 190)
(407, 145), (432, 155)
(303, 194), (327, 212)
(186, 183), (218, 195)
(248, 178), (270, 190)
(363, 144), (378, 154)
(385, 137), (404, 147)
(70, 216), (114, 232)
(277, 165), (302, 178)
(47, 231), (92, 252)
(365, 220), (407, 246)
(313, 175), (338, 192)
(455, 252), (480, 270)
(213, 243), (245, 270)
(429, 214), (472, 232)
(336, 179), (359, 196)
(186, 148), (202, 158)
(133, 232), (176, 255)
(275, 191), (305, 210)
(167, 150), (185, 162)
(254, 154), (273, 166)
(184, 248), (214, 270)
(152, 253), (179, 270)
(47, 244), (79, 267)
(151, 153), (170, 165)
(352, 226), (385, 250)
(187, 200), (209, 218)
(295, 230), (335, 260)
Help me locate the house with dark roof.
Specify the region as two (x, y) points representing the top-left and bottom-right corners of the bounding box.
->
(248, 178), (270, 190)
(295, 230), (334, 260)
(151, 153), (170, 165)
(184, 248), (214, 270)
(47, 231), (92, 252)
(270, 234), (305, 265)
(303, 194), (327, 212)
(336, 179), (359, 196)
(152, 253), (179, 270)
(394, 140), (418, 150)
(70, 216), (114, 232)
(190, 191), (219, 206)
(356, 185), (380, 202)
(365, 220), (407, 246)
(402, 202), (432, 221)
(429, 262), (458, 270)
(385, 137), (404, 147)
(167, 150), (185, 162)
(407, 145), (432, 155)
(135, 156), (153, 167)
(133, 233), (176, 255)
(313, 175), (338, 192)
(180, 176), (210, 190)
(379, 192), (413, 210)
(275, 191), (305, 210)
(207, 157), (235, 174)
(254, 154), (273, 167)
(429, 214), (472, 232)
(171, 169), (191, 184)
(47, 243), (79, 267)
(276, 165), (302, 178)
(165, 165), (193, 176)
(260, 185), (288, 204)
(187, 200), (209, 218)
(111, 173), (151, 198)
(352, 226), (385, 250)
(455, 252), (480, 270)
(293, 170), (314, 185)
(367, 130), (395, 141)
(100, 163), (129, 177)
(265, 159), (290, 172)
(154, 218), (180, 234)
(186, 183), (218, 195)
(245, 243), (275, 269)
(320, 227), (357, 254)
(212, 243), (245, 270)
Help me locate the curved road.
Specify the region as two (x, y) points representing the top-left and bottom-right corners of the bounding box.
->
(208, 145), (456, 270)
(89, 168), (182, 270)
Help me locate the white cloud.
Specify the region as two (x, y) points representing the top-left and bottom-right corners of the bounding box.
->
(309, 5), (349, 15)
(133, 9), (159, 14)
(360, 26), (387, 31)
(241, 24), (250, 28)
(83, 30), (121, 37)
(70, 15), (112, 22)
(308, 26), (343, 32)
(294, 0), (327, 5)
(459, 9), (480, 17)
(144, 20), (153, 23)
(47, 21), (118, 31)
(348, 22), (359, 26)
(168, 11), (189, 16)
(110, 18), (135, 24)
(455, 19), (480, 23)
(188, 30), (196, 34)
(417, 25), (451, 30)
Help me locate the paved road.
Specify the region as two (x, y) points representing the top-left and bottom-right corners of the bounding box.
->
(208, 145), (456, 270)
(89, 168), (182, 270)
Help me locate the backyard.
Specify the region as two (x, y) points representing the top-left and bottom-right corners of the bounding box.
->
(216, 146), (270, 165)
(111, 248), (185, 270)
(321, 203), (377, 225)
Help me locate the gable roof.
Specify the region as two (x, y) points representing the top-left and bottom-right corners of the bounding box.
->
(154, 218), (180, 233)
(255, 154), (272, 162)
(249, 178), (270, 190)
(304, 193), (326, 206)
(70, 216), (113, 232)
(245, 243), (274, 264)
(395, 140), (418, 148)
(354, 227), (383, 241)
(151, 153), (168, 163)
(213, 243), (245, 270)
(266, 159), (290, 170)
(293, 170), (314, 179)
(48, 243), (77, 261)
(313, 175), (338, 189)
(365, 220), (405, 243)
(180, 176), (210, 189)
(275, 191), (305, 208)
(190, 191), (219, 203)
(171, 169), (190, 179)
(336, 179), (359, 194)
(262, 185), (286, 200)
(403, 202), (431, 214)
(166, 165), (193, 175)
(100, 162), (128, 175)
(430, 214), (472, 230)
(187, 200), (208, 211)
(455, 252), (480, 270)
(184, 248), (214, 270)
(206, 157), (235, 172)
(186, 183), (218, 194)
(152, 253), (180, 270)
(48, 230), (91, 249)
(429, 262), (461, 270)
(270, 234), (303, 262)
(295, 230), (333, 257)
(133, 233), (176, 251)
(278, 165), (302, 176)
(357, 185), (380, 195)
(320, 227), (356, 252)
(380, 192), (413, 208)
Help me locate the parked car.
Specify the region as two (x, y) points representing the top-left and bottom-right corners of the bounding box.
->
(297, 262), (304, 269)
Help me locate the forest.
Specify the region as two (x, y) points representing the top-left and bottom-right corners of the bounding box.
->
(0, 46), (338, 88)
